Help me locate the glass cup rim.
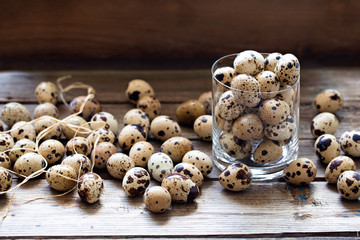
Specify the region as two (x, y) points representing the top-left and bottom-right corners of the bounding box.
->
(211, 52), (300, 94)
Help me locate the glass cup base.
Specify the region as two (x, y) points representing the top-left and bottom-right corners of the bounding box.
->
(212, 134), (299, 181)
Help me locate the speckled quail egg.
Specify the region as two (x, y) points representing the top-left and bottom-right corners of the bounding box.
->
(137, 96), (161, 121)
(1, 102), (31, 127)
(219, 132), (252, 160)
(325, 156), (356, 184)
(0, 167), (12, 191)
(34, 117), (62, 140)
(233, 50), (264, 75)
(33, 103), (59, 119)
(150, 115), (182, 142)
(213, 66), (237, 87)
(118, 124), (147, 151)
(160, 137), (193, 163)
(283, 158), (317, 186)
(339, 130), (360, 157)
(219, 163), (252, 191)
(123, 109), (150, 134)
(176, 99), (206, 125)
(264, 52), (283, 72)
(9, 139), (36, 164)
(69, 96), (102, 121)
(274, 86), (295, 106)
(77, 172), (104, 203)
(62, 154), (92, 177)
(232, 113), (264, 140)
(126, 79), (155, 104)
(13, 152), (46, 177)
(106, 153), (135, 180)
(46, 164), (77, 192)
(215, 91), (244, 120)
(38, 139), (65, 165)
(91, 142), (117, 169)
(129, 141), (154, 168)
(90, 112), (119, 134)
(10, 121), (36, 142)
(0, 152), (11, 169)
(255, 71), (280, 98)
(214, 107), (233, 132)
(193, 115), (212, 141)
(147, 152), (173, 182)
(265, 115), (296, 141)
(62, 115), (91, 139)
(314, 134), (340, 164)
(35, 81), (59, 105)
(0, 133), (14, 152)
(144, 186), (171, 213)
(182, 150), (213, 177)
(311, 112), (339, 138)
(122, 167), (150, 197)
(259, 99), (290, 125)
(274, 54), (300, 86)
(198, 91), (212, 115)
(253, 139), (283, 164)
(337, 171), (360, 200)
(231, 74), (261, 108)
(161, 173), (199, 203)
(87, 127), (116, 147)
(65, 137), (92, 156)
(314, 89), (343, 113)
(173, 162), (203, 186)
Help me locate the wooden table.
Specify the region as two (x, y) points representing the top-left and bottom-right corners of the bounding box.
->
(0, 66), (359, 239)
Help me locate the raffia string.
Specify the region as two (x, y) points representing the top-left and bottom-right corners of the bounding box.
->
(1, 76), (103, 220)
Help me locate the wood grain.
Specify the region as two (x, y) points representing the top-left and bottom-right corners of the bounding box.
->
(0, 0), (359, 62)
(0, 67), (359, 238)
(1, 67), (359, 103)
(0, 180), (359, 238)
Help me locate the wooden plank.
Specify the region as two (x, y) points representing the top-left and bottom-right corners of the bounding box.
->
(0, 67), (359, 104)
(0, 1), (359, 61)
(0, 180), (359, 238)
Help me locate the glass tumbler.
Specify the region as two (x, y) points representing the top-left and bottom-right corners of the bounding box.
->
(212, 53), (300, 181)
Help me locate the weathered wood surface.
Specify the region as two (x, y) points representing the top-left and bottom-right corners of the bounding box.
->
(0, 68), (359, 238)
(0, 181), (359, 238)
(0, 0), (359, 62)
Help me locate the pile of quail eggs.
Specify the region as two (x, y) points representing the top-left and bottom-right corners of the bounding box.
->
(213, 50), (299, 168)
(0, 78), (214, 214)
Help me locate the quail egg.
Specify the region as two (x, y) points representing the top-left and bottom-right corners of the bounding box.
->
(147, 152), (174, 182)
(314, 89), (343, 113)
(337, 171), (360, 200)
(233, 50), (264, 75)
(90, 111), (119, 134)
(38, 139), (65, 165)
(123, 109), (150, 134)
(230, 74), (261, 108)
(173, 162), (204, 186)
(77, 172), (104, 203)
(311, 112), (339, 138)
(125, 79), (155, 104)
(33, 103), (59, 119)
(274, 53), (300, 86)
(144, 186), (171, 213)
(283, 158), (317, 186)
(264, 52), (282, 72)
(193, 115), (212, 141)
(182, 150), (213, 177)
(161, 173), (199, 203)
(219, 163), (252, 191)
(122, 167), (150, 197)
(314, 134), (341, 164)
(137, 96), (161, 121)
(106, 153), (135, 180)
(128, 141), (154, 168)
(118, 124), (147, 151)
(339, 130), (360, 157)
(35, 81), (59, 105)
(1, 102), (31, 127)
(160, 137), (193, 163)
(46, 164), (77, 192)
(325, 156), (356, 184)
(232, 113), (264, 140)
(176, 99), (206, 125)
(253, 139), (283, 164)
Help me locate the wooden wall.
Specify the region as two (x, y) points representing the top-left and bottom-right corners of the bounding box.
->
(0, 0), (359, 63)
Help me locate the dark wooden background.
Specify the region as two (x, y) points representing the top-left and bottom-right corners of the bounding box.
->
(0, 0), (359, 69)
